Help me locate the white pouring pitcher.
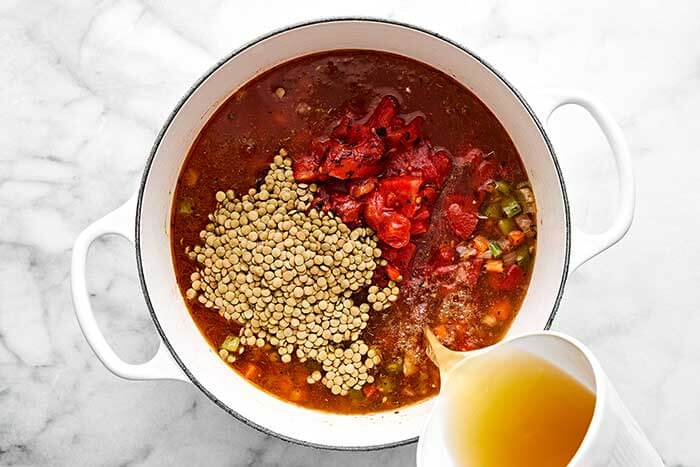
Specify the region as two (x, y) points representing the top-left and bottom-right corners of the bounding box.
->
(417, 331), (664, 466)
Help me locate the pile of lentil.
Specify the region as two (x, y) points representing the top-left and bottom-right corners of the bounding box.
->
(184, 149), (400, 395)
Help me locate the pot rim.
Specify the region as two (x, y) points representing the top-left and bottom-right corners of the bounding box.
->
(134, 16), (571, 451)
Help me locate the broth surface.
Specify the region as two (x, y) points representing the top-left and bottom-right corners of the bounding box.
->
(445, 348), (595, 467)
(171, 50), (536, 413)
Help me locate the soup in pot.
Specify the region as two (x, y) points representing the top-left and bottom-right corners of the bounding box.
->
(171, 50), (537, 413)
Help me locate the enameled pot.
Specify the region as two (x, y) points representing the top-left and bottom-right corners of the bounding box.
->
(71, 18), (634, 450)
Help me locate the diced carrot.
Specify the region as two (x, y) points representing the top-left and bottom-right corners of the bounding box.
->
(433, 324), (449, 341)
(472, 235), (489, 253)
(485, 259), (504, 273)
(243, 363), (260, 379)
(363, 384), (379, 399)
(508, 230), (525, 246)
(489, 299), (512, 321)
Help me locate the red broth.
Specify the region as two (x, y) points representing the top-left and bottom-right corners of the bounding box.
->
(171, 50), (536, 413)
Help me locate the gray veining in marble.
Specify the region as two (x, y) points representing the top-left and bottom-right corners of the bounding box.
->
(1, 1), (699, 465)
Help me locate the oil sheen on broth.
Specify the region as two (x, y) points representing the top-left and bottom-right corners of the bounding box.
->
(445, 348), (595, 467)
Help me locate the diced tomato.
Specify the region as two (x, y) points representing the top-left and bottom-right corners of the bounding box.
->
(412, 206), (431, 223)
(420, 186), (438, 205)
(385, 143), (452, 185)
(386, 116), (424, 149)
(430, 150), (452, 185)
(310, 185), (331, 211)
(366, 95), (400, 129)
(328, 193), (363, 224)
(320, 135), (385, 179)
(377, 212), (411, 249)
(364, 190), (387, 228)
(292, 154), (320, 182)
(410, 219), (430, 235)
(331, 114), (353, 140)
(377, 175), (423, 218)
(382, 243), (416, 271)
(385, 264), (402, 281)
(500, 264), (525, 291)
(292, 139), (330, 182)
(348, 177), (377, 198)
(445, 195), (480, 240)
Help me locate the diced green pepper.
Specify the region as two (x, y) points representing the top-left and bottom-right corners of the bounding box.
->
(498, 218), (516, 236)
(494, 180), (512, 194)
(515, 244), (531, 266)
(501, 197), (522, 218)
(221, 335), (240, 352)
(348, 389), (364, 401)
(178, 198), (194, 214)
(385, 359), (403, 374)
(488, 241), (503, 258)
(377, 376), (396, 393)
(483, 202), (502, 219)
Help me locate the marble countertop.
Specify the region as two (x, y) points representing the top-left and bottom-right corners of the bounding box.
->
(2, 1), (698, 465)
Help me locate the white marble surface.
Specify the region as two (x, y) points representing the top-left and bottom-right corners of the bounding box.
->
(1, 0), (698, 465)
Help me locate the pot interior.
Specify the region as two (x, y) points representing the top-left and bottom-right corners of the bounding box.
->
(137, 19), (568, 449)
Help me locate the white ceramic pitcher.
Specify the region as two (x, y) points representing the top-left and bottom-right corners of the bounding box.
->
(417, 331), (664, 466)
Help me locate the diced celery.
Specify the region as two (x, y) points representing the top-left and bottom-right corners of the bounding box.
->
(501, 197), (522, 218)
(494, 180), (512, 194)
(498, 218), (516, 236)
(515, 245), (531, 266)
(483, 202), (502, 219)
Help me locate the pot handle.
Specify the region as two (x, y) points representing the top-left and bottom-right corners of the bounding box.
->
(71, 194), (188, 382)
(532, 90), (635, 272)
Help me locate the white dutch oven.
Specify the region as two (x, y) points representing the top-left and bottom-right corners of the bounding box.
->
(71, 19), (634, 450)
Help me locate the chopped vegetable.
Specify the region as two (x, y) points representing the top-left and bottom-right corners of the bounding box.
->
(501, 197), (522, 218)
(473, 235), (490, 253)
(221, 335), (240, 353)
(488, 241), (503, 258)
(178, 199), (194, 214)
(494, 180), (512, 194)
(498, 218), (516, 236)
(483, 202), (502, 219)
(377, 375), (396, 393)
(515, 244), (531, 266)
(508, 230), (525, 246)
(485, 259), (504, 273)
(385, 359), (403, 374)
